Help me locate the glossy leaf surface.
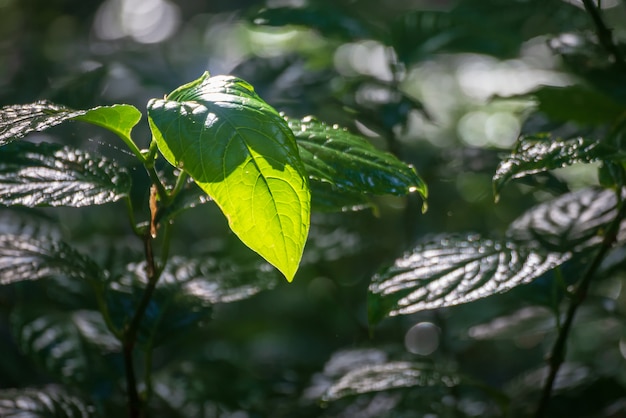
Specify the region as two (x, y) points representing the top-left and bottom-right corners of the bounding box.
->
(288, 116), (427, 201)
(0, 100), (141, 147)
(0, 387), (96, 418)
(494, 134), (616, 196)
(368, 234), (569, 324)
(0, 141), (131, 207)
(148, 72), (310, 281)
(0, 235), (103, 285)
(507, 187), (626, 252)
(323, 361), (459, 401)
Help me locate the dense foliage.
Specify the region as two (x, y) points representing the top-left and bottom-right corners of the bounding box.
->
(1, 0), (626, 417)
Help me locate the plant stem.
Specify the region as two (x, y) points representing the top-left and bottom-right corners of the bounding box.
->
(581, 0), (626, 69)
(534, 190), (626, 418)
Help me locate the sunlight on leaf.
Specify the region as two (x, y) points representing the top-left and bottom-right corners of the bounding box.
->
(368, 234), (570, 324)
(0, 100), (141, 147)
(507, 187), (626, 253)
(0, 235), (103, 285)
(288, 116), (428, 203)
(148, 72), (310, 281)
(493, 134), (617, 197)
(0, 141), (131, 207)
(0, 387), (96, 418)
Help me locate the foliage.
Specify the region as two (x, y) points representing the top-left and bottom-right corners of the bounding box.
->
(1, 0), (626, 417)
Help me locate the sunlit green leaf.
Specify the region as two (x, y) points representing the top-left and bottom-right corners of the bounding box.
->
(288, 116), (427, 201)
(12, 309), (121, 391)
(0, 235), (103, 285)
(493, 134), (618, 196)
(323, 361), (459, 402)
(507, 187), (626, 253)
(368, 234), (570, 325)
(147, 72), (310, 281)
(0, 100), (141, 147)
(0, 141), (131, 207)
(0, 387), (97, 418)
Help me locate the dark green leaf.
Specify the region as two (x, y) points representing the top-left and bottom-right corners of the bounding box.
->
(0, 100), (141, 147)
(155, 178), (211, 224)
(527, 85), (626, 125)
(107, 255), (280, 345)
(0, 387), (97, 418)
(0, 141), (131, 207)
(252, 6), (371, 40)
(288, 116), (427, 202)
(12, 309), (121, 390)
(368, 234), (569, 324)
(323, 361), (459, 402)
(493, 134), (618, 196)
(308, 179), (373, 212)
(148, 72), (311, 282)
(507, 187), (626, 252)
(0, 235), (103, 285)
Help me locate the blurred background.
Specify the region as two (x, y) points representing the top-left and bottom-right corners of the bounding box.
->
(1, 0), (626, 417)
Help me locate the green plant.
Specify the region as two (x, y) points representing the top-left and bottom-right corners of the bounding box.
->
(0, 71), (426, 417)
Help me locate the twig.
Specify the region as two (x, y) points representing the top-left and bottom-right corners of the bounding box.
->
(581, 0), (626, 69)
(534, 190), (626, 418)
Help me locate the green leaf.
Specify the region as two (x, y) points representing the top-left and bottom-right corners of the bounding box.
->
(493, 134), (618, 196)
(288, 116), (427, 201)
(308, 177), (373, 212)
(368, 234), (570, 325)
(147, 72), (311, 282)
(0, 100), (141, 148)
(0, 235), (103, 285)
(0, 141), (131, 207)
(323, 361), (460, 402)
(507, 187), (625, 253)
(0, 387), (97, 418)
(12, 309), (122, 391)
(73, 104), (143, 147)
(106, 255), (279, 345)
(527, 85), (626, 125)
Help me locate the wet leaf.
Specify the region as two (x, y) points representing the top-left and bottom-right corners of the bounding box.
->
(12, 309), (121, 390)
(368, 234), (570, 324)
(507, 187), (626, 253)
(493, 134), (617, 196)
(323, 361), (459, 402)
(148, 72), (310, 282)
(0, 141), (131, 207)
(288, 116), (427, 201)
(0, 387), (97, 418)
(0, 100), (141, 147)
(0, 235), (104, 285)
(308, 179), (373, 212)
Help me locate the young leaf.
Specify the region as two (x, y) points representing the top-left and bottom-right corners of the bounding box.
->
(368, 234), (570, 325)
(323, 361), (460, 402)
(12, 309), (121, 390)
(493, 134), (617, 196)
(147, 72), (311, 282)
(507, 187), (626, 253)
(0, 100), (141, 147)
(0, 235), (103, 285)
(0, 387), (97, 418)
(288, 116), (427, 201)
(0, 142), (131, 207)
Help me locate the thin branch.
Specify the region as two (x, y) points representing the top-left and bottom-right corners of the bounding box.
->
(534, 190), (626, 418)
(581, 0), (626, 69)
